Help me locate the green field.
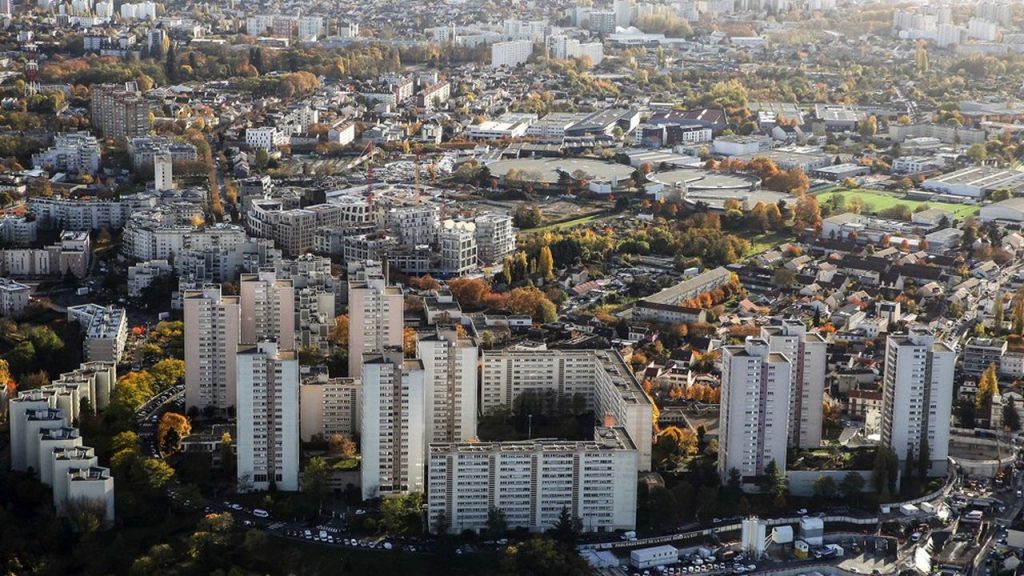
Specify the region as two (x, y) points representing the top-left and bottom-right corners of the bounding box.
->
(815, 189), (980, 219)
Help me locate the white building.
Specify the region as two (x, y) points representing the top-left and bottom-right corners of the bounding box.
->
(387, 205), (440, 247)
(246, 126), (283, 150)
(480, 349), (654, 471)
(154, 152), (173, 191)
(361, 349), (425, 499)
(127, 259), (173, 297)
(428, 427), (638, 534)
(762, 320), (828, 449)
(880, 328), (955, 473)
(922, 166), (1024, 199)
(438, 219), (478, 276)
(66, 304), (128, 363)
(0, 276), (31, 316)
(32, 133), (101, 174)
(346, 261), (404, 377)
(183, 286), (241, 411)
(490, 40), (534, 68)
(718, 337), (793, 485)
(417, 330), (478, 447)
(236, 341), (300, 492)
(473, 212), (516, 264)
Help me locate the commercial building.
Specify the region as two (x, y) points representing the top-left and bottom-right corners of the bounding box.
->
(880, 328), (955, 472)
(922, 166), (1024, 199)
(183, 286), (240, 411)
(361, 350), (426, 499)
(480, 349), (654, 471)
(428, 427), (638, 534)
(32, 132), (101, 174)
(718, 337), (793, 484)
(299, 369), (361, 442)
(236, 342), (300, 492)
(346, 261), (404, 377)
(90, 84), (151, 139)
(980, 197), (1024, 223)
(417, 330), (478, 446)
(66, 304), (128, 363)
(762, 320), (828, 449)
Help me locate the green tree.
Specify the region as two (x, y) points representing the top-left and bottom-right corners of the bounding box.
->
(917, 439), (931, 479)
(549, 505), (582, 547)
(303, 457), (330, 515)
(812, 475), (837, 500)
(486, 507), (508, 536)
(994, 293), (1006, 336)
(967, 143), (988, 164)
(149, 358), (185, 391)
(500, 537), (592, 576)
(1003, 402), (1021, 432)
(165, 41), (178, 83)
(142, 458), (175, 492)
(859, 115), (878, 139)
(838, 471), (865, 500)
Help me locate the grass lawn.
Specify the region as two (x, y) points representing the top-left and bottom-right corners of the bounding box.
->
(746, 231), (792, 256)
(815, 188), (980, 219)
(529, 211), (610, 233)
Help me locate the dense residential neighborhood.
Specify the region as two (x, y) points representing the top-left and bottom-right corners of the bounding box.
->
(7, 0), (1024, 574)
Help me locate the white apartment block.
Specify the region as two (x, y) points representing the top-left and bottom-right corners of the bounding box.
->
(361, 350), (426, 499)
(417, 330), (478, 447)
(66, 304), (128, 363)
(490, 40), (534, 68)
(0, 215), (39, 246)
(9, 390), (115, 525)
(718, 337), (792, 485)
(439, 220), (478, 276)
(473, 212), (516, 264)
(387, 205), (440, 247)
(127, 259), (173, 297)
(28, 194), (158, 231)
(32, 132), (101, 174)
(127, 136), (198, 168)
(761, 320), (828, 449)
(90, 84), (151, 139)
(546, 34), (604, 65)
(299, 370), (361, 442)
(480, 349), (654, 471)
(183, 286), (240, 411)
(428, 427), (638, 534)
(0, 276), (31, 316)
(236, 342), (300, 492)
(346, 261), (404, 377)
(154, 152), (173, 191)
(880, 328), (955, 472)
(246, 126), (283, 150)
(239, 271), (295, 348)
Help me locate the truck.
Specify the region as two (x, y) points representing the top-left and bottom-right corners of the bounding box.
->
(621, 531), (637, 541)
(76, 287), (89, 296)
(900, 504), (919, 516)
(919, 502), (936, 514)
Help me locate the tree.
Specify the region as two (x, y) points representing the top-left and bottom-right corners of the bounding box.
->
(859, 115), (878, 139)
(165, 41), (178, 83)
(513, 205), (543, 229)
(773, 267), (797, 287)
(994, 292), (1005, 336)
(329, 314), (349, 347)
(1003, 402), (1021, 432)
(976, 363), (998, 412)
(447, 277), (491, 309)
(813, 475), (837, 500)
(792, 194), (822, 231)
(917, 438), (930, 479)
(157, 412), (191, 455)
(303, 457), (330, 515)
(486, 507), (508, 536)
(403, 326), (418, 357)
(967, 143), (988, 164)
(327, 433), (356, 457)
(839, 471), (865, 500)
(549, 505), (582, 547)
(538, 245), (555, 280)
(500, 537), (592, 576)
(508, 286), (557, 323)
(872, 446), (899, 496)
(149, 358), (185, 391)
(759, 459), (787, 502)
(142, 458), (175, 491)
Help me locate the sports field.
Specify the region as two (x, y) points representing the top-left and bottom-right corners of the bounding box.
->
(815, 189), (980, 219)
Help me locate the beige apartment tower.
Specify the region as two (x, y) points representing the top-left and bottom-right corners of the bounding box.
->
(346, 261), (403, 377)
(183, 286), (240, 411)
